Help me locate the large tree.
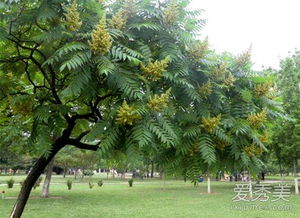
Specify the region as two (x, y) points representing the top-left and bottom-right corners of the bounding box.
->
(0, 0), (282, 217)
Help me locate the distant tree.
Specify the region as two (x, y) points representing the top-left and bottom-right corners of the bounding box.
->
(55, 147), (75, 178)
(271, 51), (300, 176)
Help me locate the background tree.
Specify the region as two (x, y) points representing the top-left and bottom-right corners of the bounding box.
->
(270, 51), (300, 176)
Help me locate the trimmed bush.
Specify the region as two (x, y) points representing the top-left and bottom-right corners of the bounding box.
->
(128, 179), (133, 187)
(97, 180), (103, 187)
(7, 178), (14, 189)
(84, 170), (94, 177)
(67, 180), (72, 190)
(88, 181), (94, 189)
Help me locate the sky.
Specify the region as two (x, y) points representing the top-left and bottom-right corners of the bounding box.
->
(190, 0), (300, 70)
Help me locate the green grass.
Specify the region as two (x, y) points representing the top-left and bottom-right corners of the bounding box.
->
(0, 176), (299, 218)
(265, 175), (299, 181)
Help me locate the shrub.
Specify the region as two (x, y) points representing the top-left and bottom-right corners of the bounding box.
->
(97, 180), (103, 187)
(67, 180), (72, 190)
(7, 178), (14, 189)
(88, 181), (94, 189)
(33, 177), (43, 189)
(128, 179), (133, 187)
(84, 170), (94, 177)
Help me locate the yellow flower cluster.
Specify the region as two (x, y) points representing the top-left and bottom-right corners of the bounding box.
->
(147, 88), (171, 111)
(163, 0), (180, 26)
(122, 0), (138, 18)
(188, 143), (200, 157)
(89, 16), (112, 55)
(64, 1), (82, 31)
(188, 38), (209, 62)
(201, 114), (221, 133)
(198, 80), (212, 98)
(236, 46), (252, 67)
(223, 72), (236, 87)
(247, 108), (267, 128)
(243, 143), (264, 157)
(211, 62), (228, 81)
(11, 97), (33, 116)
(116, 101), (141, 125)
(109, 10), (127, 30)
(140, 58), (169, 81)
(254, 83), (272, 96)
(215, 138), (229, 151)
(259, 131), (269, 144)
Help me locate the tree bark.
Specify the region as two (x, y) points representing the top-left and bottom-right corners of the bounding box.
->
(151, 161), (154, 178)
(63, 167), (67, 178)
(41, 157), (55, 198)
(207, 174), (211, 194)
(279, 160), (283, 177)
(9, 143), (64, 218)
(293, 159), (297, 177)
(249, 173), (253, 198)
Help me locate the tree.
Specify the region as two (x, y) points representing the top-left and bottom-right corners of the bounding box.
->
(0, 0), (282, 217)
(55, 147), (76, 178)
(271, 51), (300, 176)
(41, 157), (54, 198)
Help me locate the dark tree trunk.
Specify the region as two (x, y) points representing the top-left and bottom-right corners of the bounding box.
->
(63, 167), (67, 178)
(150, 161), (154, 178)
(9, 116), (98, 218)
(9, 143), (65, 218)
(41, 157), (55, 198)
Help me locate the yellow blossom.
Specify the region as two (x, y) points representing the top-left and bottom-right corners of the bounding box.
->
(116, 101), (141, 125)
(64, 1), (82, 31)
(140, 58), (169, 81)
(163, 0), (180, 26)
(109, 10), (127, 30)
(147, 88), (171, 111)
(198, 80), (212, 98)
(236, 46), (252, 67)
(223, 72), (236, 87)
(211, 62), (228, 81)
(122, 0), (138, 18)
(254, 82), (272, 96)
(244, 143), (264, 157)
(89, 16), (112, 55)
(201, 114), (221, 133)
(247, 108), (267, 128)
(188, 37), (209, 62)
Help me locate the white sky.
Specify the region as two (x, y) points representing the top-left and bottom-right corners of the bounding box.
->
(191, 0), (300, 70)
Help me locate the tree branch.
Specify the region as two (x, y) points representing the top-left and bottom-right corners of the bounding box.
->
(66, 138), (99, 151)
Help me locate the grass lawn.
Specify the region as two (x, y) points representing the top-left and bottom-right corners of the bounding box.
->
(0, 176), (299, 218)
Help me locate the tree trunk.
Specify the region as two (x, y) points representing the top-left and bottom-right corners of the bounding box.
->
(9, 143), (64, 218)
(293, 159), (297, 177)
(74, 169), (77, 180)
(207, 174), (211, 194)
(248, 173), (253, 198)
(41, 157), (55, 198)
(63, 167), (67, 178)
(279, 159), (283, 177)
(151, 161), (154, 178)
